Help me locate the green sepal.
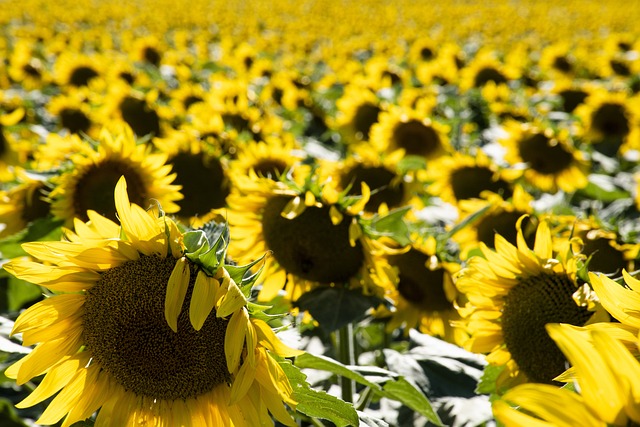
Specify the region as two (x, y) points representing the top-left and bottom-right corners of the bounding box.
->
(225, 253), (267, 298)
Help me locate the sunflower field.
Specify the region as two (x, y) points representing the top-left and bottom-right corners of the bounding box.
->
(1, 0), (640, 426)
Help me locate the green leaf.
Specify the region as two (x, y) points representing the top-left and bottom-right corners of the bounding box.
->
(444, 203), (491, 240)
(475, 364), (504, 395)
(383, 377), (441, 425)
(278, 357), (359, 427)
(225, 253), (267, 297)
(295, 353), (443, 426)
(397, 155), (428, 174)
(0, 217), (63, 260)
(0, 398), (28, 427)
(6, 277), (43, 311)
(362, 206), (412, 246)
(577, 175), (631, 203)
(294, 287), (385, 332)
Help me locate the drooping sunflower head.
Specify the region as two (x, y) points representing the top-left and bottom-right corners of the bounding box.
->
(370, 105), (451, 161)
(154, 130), (230, 227)
(4, 176), (301, 427)
(455, 216), (596, 389)
(227, 163), (405, 304)
(47, 124), (182, 226)
(499, 120), (590, 193)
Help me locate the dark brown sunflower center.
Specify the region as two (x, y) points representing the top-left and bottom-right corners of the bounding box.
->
(610, 60), (631, 76)
(476, 211), (536, 249)
(559, 89), (587, 113)
(73, 159), (147, 222)
(473, 67), (507, 87)
(170, 151), (230, 217)
(69, 66), (99, 87)
(342, 164), (404, 211)
(419, 47), (434, 61)
(142, 47), (161, 67)
(183, 95), (204, 110)
(23, 182), (50, 223)
(450, 166), (512, 201)
(501, 273), (592, 384)
(518, 133), (574, 175)
(59, 108), (91, 134)
(392, 119), (442, 158)
(591, 102), (630, 138)
(552, 56), (573, 73)
(261, 195), (364, 284)
(352, 102), (381, 140)
(390, 249), (452, 312)
(83, 255), (230, 400)
(581, 235), (626, 276)
(252, 158), (288, 180)
(119, 96), (161, 138)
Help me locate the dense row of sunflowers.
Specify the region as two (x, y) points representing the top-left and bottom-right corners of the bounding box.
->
(2, 1), (640, 426)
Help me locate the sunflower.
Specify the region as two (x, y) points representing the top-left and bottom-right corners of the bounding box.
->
(7, 38), (49, 90)
(332, 83), (385, 144)
(153, 130), (230, 227)
(3, 176), (301, 427)
(47, 125), (182, 226)
(453, 185), (535, 260)
(426, 150), (514, 206)
(380, 235), (465, 345)
(53, 51), (104, 88)
(499, 120), (589, 193)
(227, 136), (303, 185)
(319, 144), (409, 214)
(552, 216), (639, 276)
(98, 81), (165, 139)
(0, 108), (28, 181)
(493, 322), (640, 426)
(492, 264), (640, 424)
(455, 216), (596, 389)
(47, 91), (97, 137)
(458, 49), (520, 92)
(369, 105), (451, 161)
(538, 42), (581, 78)
(574, 87), (640, 157)
(227, 165), (398, 304)
(0, 170), (52, 238)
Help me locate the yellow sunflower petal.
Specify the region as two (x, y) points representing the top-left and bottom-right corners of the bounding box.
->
(493, 400), (562, 427)
(532, 219), (552, 260)
(16, 354), (89, 408)
(589, 272), (640, 329)
(329, 205), (343, 225)
(164, 257), (191, 333)
(225, 308), (248, 373)
(216, 275), (247, 319)
(12, 294), (85, 335)
(189, 271), (219, 331)
(546, 323), (624, 424)
(252, 318), (303, 357)
(229, 359), (257, 404)
(281, 195), (306, 219)
(114, 175), (165, 256)
(498, 383), (604, 427)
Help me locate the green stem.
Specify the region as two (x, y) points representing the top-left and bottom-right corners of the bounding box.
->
(338, 322), (355, 403)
